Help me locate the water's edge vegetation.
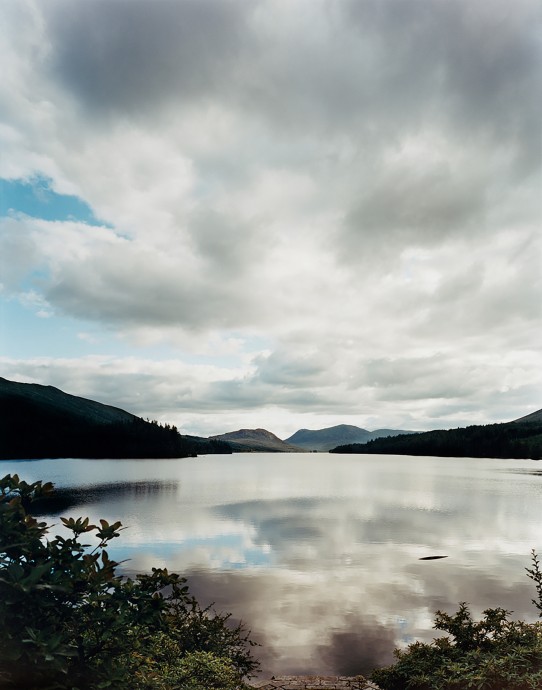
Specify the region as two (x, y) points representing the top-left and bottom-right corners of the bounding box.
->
(0, 474), (258, 690)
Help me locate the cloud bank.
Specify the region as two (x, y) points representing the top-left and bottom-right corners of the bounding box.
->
(0, 0), (540, 435)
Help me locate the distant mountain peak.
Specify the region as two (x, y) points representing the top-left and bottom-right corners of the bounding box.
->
(211, 428), (304, 452)
(285, 424), (415, 451)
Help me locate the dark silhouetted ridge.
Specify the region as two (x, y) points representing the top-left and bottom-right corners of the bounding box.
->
(0, 377), (230, 459)
(330, 412), (542, 460)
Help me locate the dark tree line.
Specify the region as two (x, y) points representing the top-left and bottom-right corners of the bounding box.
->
(0, 395), (230, 459)
(331, 421), (542, 459)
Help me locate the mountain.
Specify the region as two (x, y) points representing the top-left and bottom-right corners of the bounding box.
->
(513, 409), (542, 424)
(285, 424), (416, 451)
(0, 377), (230, 459)
(211, 428), (305, 452)
(285, 425), (371, 451)
(330, 412), (542, 460)
(0, 377), (137, 426)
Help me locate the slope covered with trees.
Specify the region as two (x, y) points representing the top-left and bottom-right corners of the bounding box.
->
(331, 415), (542, 459)
(0, 378), (230, 459)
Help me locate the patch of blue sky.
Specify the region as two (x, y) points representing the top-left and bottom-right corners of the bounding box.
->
(0, 295), (258, 366)
(231, 332), (272, 354)
(0, 299), (115, 359)
(0, 175), (108, 226)
(1, 293), (187, 360)
(106, 534), (274, 570)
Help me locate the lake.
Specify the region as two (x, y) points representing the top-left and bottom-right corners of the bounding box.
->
(2, 452), (542, 676)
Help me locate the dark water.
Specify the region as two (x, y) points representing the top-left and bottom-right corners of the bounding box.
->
(2, 453), (542, 676)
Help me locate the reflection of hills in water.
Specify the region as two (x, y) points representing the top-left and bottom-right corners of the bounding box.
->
(32, 480), (179, 515)
(497, 467), (542, 476)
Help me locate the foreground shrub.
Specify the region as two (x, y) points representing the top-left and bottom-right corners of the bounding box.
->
(0, 474), (258, 689)
(372, 553), (542, 690)
(132, 648), (244, 690)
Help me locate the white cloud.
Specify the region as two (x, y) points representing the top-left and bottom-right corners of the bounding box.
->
(0, 0), (540, 435)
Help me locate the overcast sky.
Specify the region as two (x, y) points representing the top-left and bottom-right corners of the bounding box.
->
(0, 0), (540, 438)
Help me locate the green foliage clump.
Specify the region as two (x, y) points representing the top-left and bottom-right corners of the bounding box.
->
(372, 552), (542, 690)
(0, 474), (258, 690)
(133, 647), (243, 690)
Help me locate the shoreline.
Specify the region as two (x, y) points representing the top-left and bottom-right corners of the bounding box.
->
(248, 676), (381, 690)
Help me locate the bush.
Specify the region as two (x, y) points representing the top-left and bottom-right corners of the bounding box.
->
(0, 474), (258, 689)
(372, 553), (542, 690)
(131, 648), (244, 690)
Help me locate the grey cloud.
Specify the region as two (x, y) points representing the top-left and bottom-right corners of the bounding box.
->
(190, 207), (269, 276)
(358, 355), (471, 395)
(206, 378), (333, 414)
(354, 353), (528, 408)
(0, 363), (186, 420)
(215, 496), (497, 570)
(343, 164), (488, 252)
(318, 622), (396, 677)
(26, 0), (542, 268)
(0, 210), (273, 334)
(411, 241), (542, 340)
(42, 0), (541, 149)
(249, 0), (542, 175)
(253, 349), (331, 387)
(44, 238), (261, 330)
(331, 0), (541, 255)
(184, 564), (537, 677)
(183, 570), (398, 676)
(45, 0), (254, 116)
(343, 0), (541, 139)
(2, 0), (540, 434)
(182, 475), (540, 674)
(2, 354), (535, 433)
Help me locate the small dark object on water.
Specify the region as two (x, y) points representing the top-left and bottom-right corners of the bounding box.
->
(419, 555), (448, 560)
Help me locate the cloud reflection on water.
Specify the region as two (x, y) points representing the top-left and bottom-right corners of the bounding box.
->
(4, 453), (542, 676)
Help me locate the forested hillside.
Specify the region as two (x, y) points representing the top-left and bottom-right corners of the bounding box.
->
(331, 417), (542, 459)
(0, 378), (230, 459)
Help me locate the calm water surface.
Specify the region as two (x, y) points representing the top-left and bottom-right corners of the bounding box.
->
(2, 453), (542, 675)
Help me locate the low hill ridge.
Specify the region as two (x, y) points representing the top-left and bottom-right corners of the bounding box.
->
(211, 428), (304, 452)
(285, 424), (416, 451)
(331, 412), (542, 460)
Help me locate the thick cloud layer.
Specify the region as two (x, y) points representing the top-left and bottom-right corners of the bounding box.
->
(0, 0), (540, 435)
